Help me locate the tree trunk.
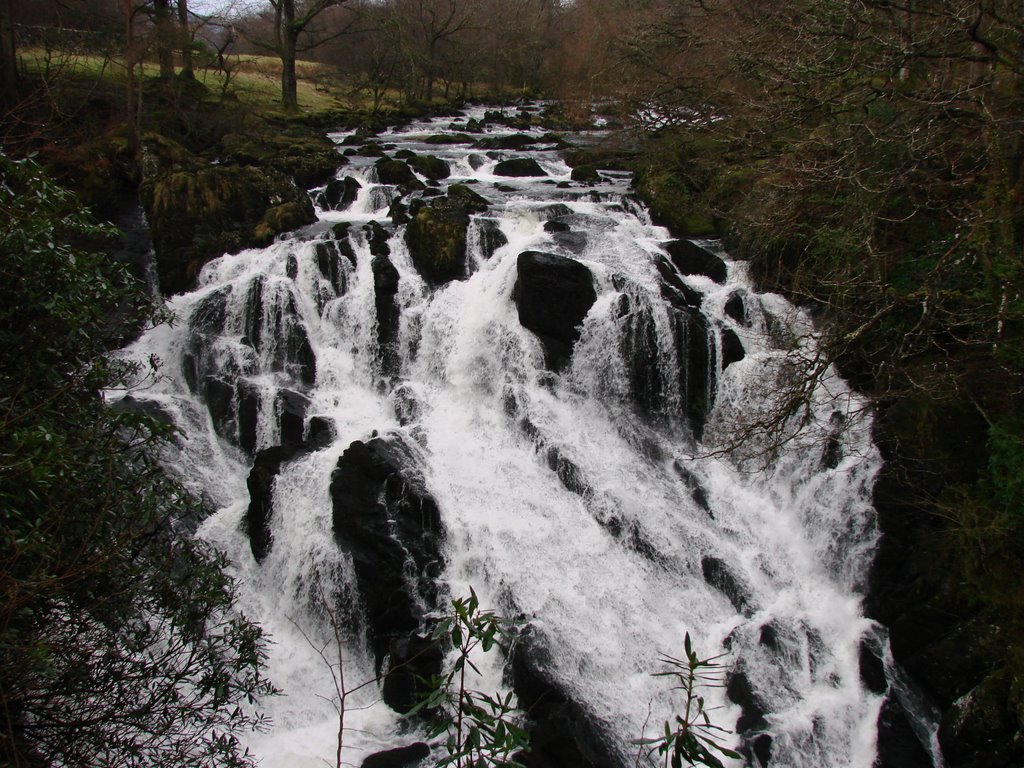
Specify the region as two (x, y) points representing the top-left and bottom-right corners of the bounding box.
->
(124, 0), (138, 153)
(280, 0), (298, 109)
(178, 0), (194, 79)
(0, 0), (17, 108)
(154, 0), (175, 79)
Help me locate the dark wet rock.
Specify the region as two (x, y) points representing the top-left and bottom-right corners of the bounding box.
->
(758, 621), (785, 655)
(553, 231), (588, 253)
(389, 200), (410, 226)
(329, 433), (444, 668)
(307, 416), (335, 449)
(139, 134), (316, 295)
(535, 203), (573, 221)
(360, 742), (431, 768)
(381, 633), (444, 714)
(110, 394), (175, 426)
(876, 695), (933, 768)
(511, 626), (624, 768)
(495, 158), (547, 177)
(721, 327), (745, 369)
(240, 275), (317, 387)
(201, 375), (235, 442)
(372, 255), (401, 377)
(570, 165), (601, 183)
(672, 461), (711, 514)
(315, 240), (349, 299)
(409, 154), (450, 181)
(750, 734), (773, 767)
(859, 636), (888, 696)
(468, 153), (487, 170)
(667, 306), (714, 438)
(358, 143), (387, 158)
(724, 292), (747, 325)
(320, 176), (362, 211)
(613, 286), (665, 416)
(373, 158), (417, 185)
(545, 445), (592, 499)
(726, 670), (769, 734)
(543, 219), (570, 233)
(423, 133), (473, 145)
(364, 221), (392, 257)
(276, 389), (310, 448)
(286, 253), (299, 280)
(475, 218), (508, 260)
(472, 133), (537, 150)
(246, 443), (307, 562)
(236, 379), (261, 456)
(665, 240), (728, 284)
(405, 186), (489, 284)
(512, 251), (597, 372)
(655, 257), (704, 310)
(702, 556), (753, 616)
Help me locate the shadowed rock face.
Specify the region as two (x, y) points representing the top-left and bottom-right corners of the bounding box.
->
(245, 444), (307, 563)
(511, 626), (625, 768)
(329, 433), (444, 678)
(512, 251), (596, 371)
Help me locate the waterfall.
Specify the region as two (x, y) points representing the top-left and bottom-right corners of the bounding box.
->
(114, 105), (905, 768)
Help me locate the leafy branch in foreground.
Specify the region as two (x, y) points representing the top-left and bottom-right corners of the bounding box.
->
(634, 634), (739, 768)
(411, 590), (529, 768)
(0, 153), (275, 767)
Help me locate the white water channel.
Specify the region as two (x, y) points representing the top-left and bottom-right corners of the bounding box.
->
(117, 105), (890, 767)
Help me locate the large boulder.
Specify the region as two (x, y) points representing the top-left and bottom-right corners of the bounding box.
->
(512, 251), (596, 371)
(409, 154), (451, 181)
(373, 158), (417, 186)
(405, 185), (490, 284)
(665, 240), (728, 284)
(494, 158), (547, 177)
(319, 176), (362, 211)
(329, 433), (445, 669)
(139, 133), (316, 295)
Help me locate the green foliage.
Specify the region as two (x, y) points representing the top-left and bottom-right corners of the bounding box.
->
(0, 154), (275, 766)
(412, 590), (530, 768)
(634, 634), (739, 768)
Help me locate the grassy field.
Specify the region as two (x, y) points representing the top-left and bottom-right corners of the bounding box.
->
(19, 47), (356, 115)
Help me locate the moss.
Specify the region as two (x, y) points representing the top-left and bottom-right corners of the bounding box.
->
(633, 165), (717, 237)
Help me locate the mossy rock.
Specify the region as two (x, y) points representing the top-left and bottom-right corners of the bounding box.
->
(409, 154), (450, 181)
(374, 158), (417, 185)
(140, 135), (315, 294)
(570, 165), (601, 183)
(446, 184), (489, 212)
(219, 130), (341, 188)
(633, 165), (717, 237)
(404, 188), (488, 284)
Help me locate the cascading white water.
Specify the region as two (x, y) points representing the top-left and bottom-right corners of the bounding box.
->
(115, 105), (894, 768)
